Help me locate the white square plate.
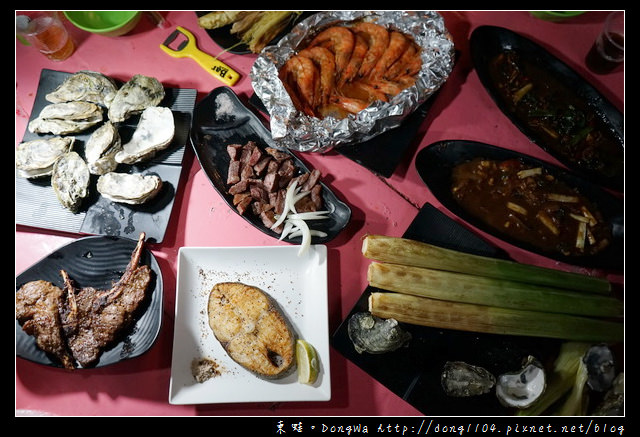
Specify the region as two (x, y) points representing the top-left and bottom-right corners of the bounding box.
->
(169, 245), (331, 405)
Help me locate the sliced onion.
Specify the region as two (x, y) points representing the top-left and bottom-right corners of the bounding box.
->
(288, 218), (311, 256)
(270, 179), (330, 255)
(286, 211), (330, 220)
(279, 220), (295, 240)
(288, 229), (328, 239)
(270, 180), (298, 230)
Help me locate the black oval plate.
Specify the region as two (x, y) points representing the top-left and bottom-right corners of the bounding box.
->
(16, 235), (163, 369)
(415, 140), (623, 270)
(190, 87), (351, 243)
(470, 25), (624, 192)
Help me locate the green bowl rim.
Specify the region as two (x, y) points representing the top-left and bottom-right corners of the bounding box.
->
(63, 11), (141, 33)
(530, 11), (586, 17)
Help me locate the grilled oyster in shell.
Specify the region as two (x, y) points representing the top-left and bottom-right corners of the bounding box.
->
(108, 74), (165, 123)
(45, 70), (118, 108)
(441, 361), (496, 397)
(114, 106), (175, 164)
(28, 101), (103, 135)
(51, 151), (90, 212)
(85, 121), (122, 175)
(495, 356), (546, 409)
(347, 312), (411, 354)
(97, 172), (163, 204)
(15, 136), (75, 178)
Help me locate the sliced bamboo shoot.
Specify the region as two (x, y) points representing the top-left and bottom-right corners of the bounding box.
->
(507, 201), (528, 215)
(547, 193), (580, 203)
(536, 211), (560, 235)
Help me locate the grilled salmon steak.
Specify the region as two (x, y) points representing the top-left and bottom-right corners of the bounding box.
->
(207, 282), (296, 379)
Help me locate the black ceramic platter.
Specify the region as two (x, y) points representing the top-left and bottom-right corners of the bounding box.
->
(190, 86), (351, 243)
(470, 25), (624, 192)
(15, 69), (197, 243)
(331, 203), (562, 416)
(415, 140), (623, 270)
(195, 11), (316, 55)
(16, 235), (163, 369)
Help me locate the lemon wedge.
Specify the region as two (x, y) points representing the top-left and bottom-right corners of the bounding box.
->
(296, 339), (319, 384)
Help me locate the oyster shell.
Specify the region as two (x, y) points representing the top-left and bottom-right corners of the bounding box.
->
(495, 356), (546, 409)
(347, 311), (411, 354)
(96, 172), (163, 204)
(114, 106), (175, 164)
(45, 70), (118, 108)
(108, 74), (165, 123)
(28, 101), (103, 135)
(15, 136), (75, 178)
(85, 121), (122, 175)
(51, 151), (90, 212)
(583, 344), (617, 392)
(593, 372), (624, 416)
(441, 361), (496, 397)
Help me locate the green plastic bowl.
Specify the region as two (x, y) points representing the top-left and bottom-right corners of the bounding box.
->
(63, 11), (141, 37)
(530, 11), (586, 21)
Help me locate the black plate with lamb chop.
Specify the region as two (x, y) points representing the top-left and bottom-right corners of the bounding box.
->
(15, 233), (162, 369)
(190, 86), (351, 244)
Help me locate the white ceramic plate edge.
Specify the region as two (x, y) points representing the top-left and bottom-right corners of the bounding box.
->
(168, 245), (331, 405)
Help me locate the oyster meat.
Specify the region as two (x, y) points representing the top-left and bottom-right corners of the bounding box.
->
(441, 361), (496, 397)
(85, 121), (122, 175)
(495, 356), (547, 409)
(108, 74), (165, 123)
(347, 311), (411, 354)
(114, 106), (175, 164)
(15, 136), (75, 178)
(97, 172), (163, 204)
(45, 70), (118, 108)
(51, 151), (90, 212)
(28, 101), (103, 135)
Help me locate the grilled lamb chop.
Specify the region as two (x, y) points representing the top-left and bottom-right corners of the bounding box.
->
(60, 232), (152, 367)
(16, 280), (75, 370)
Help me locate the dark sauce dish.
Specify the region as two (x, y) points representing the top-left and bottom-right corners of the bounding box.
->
(470, 25), (624, 192)
(415, 140), (623, 270)
(190, 87), (351, 243)
(16, 235), (163, 369)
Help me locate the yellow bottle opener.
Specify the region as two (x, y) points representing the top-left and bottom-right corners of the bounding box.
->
(160, 26), (240, 86)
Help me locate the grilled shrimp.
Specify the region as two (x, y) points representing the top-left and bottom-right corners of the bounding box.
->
(384, 42), (422, 80)
(339, 34), (368, 86)
(298, 46), (336, 106)
(369, 31), (411, 79)
(350, 22), (390, 77)
(308, 26), (355, 76)
(279, 55), (319, 116)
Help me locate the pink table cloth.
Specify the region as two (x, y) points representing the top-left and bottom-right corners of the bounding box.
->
(16, 11), (623, 417)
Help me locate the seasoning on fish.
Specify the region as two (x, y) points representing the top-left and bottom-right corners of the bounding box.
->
(207, 282), (296, 379)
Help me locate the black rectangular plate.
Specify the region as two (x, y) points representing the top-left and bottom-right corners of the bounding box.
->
(16, 69), (197, 243)
(331, 203), (562, 416)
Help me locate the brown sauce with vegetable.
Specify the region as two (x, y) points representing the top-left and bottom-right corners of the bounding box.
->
(451, 158), (611, 256)
(488, 50), (623, 184)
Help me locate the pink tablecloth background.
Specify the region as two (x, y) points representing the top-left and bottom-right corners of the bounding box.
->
(16, 10), (623, 417)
